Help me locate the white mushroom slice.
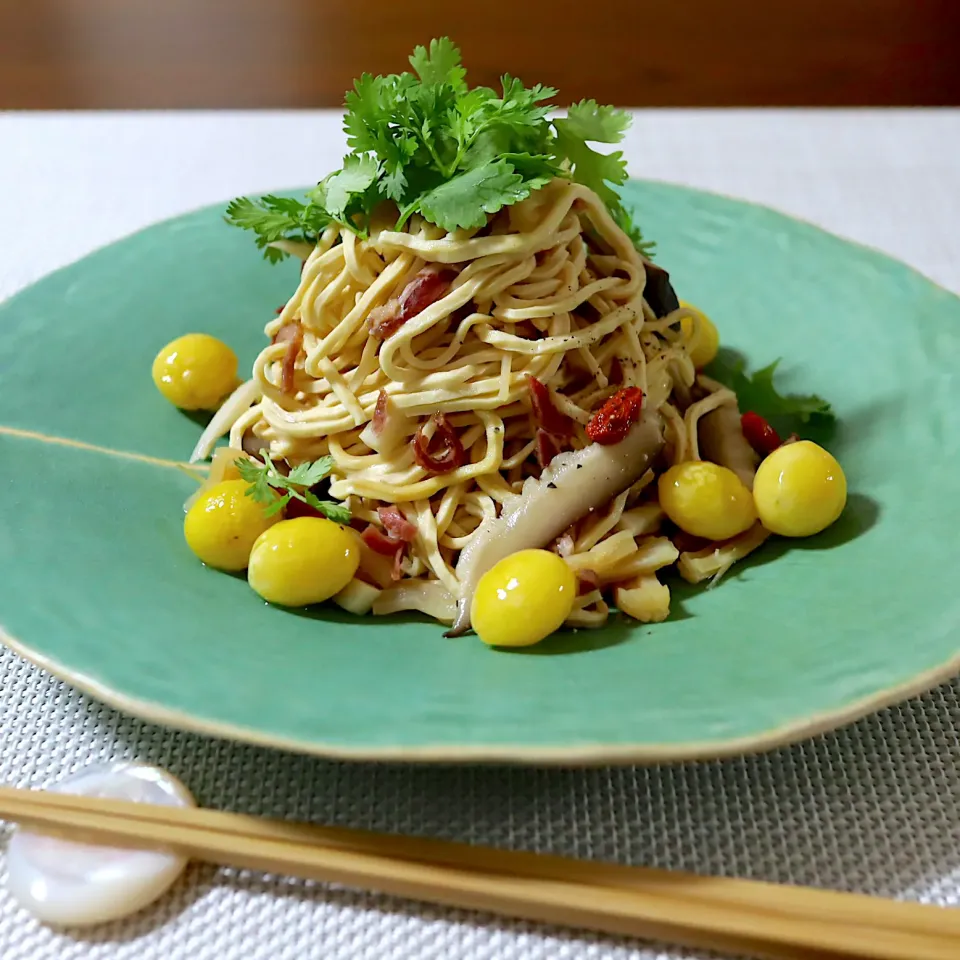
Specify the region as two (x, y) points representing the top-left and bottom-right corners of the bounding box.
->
(448, 411), (664, 635)
(698, 402), (760, 490)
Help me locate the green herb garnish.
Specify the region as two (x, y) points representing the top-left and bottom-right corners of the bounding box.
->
(226, 37), (652, 260)
(235, 454), (350, 524)
(708, 352), (835, 434)
(223, 196), (332, 264)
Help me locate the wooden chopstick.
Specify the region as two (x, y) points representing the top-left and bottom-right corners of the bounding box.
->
(0, 786), (955, 960)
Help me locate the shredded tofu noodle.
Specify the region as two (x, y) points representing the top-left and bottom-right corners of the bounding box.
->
(202, 179), (759, 625)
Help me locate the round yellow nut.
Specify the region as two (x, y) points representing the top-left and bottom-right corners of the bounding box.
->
(152, 333), (238, 411)
(753, 440), (847, 537)
(471, 549), (576, 648)
(658, 460), (757, 541)
(248, 517), (359, 607)
(679, 301), (720, 369)
(183, 479), (278, 571)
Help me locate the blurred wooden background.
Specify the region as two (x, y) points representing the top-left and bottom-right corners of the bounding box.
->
(2, 0), (958, 109)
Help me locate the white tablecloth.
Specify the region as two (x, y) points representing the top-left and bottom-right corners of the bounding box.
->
(1, 109), (959, 960)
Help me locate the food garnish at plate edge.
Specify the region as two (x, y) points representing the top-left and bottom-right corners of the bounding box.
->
(151, 38), (847, 649)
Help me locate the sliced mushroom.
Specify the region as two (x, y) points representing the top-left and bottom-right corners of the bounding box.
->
(677, 522), (770, 584)
(641, 260), (680, 319)
(698, 402), (760, 490)
(447, 411), (665, 636)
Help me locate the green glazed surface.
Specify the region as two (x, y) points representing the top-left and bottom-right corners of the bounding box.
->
(1, 180), (958, 762)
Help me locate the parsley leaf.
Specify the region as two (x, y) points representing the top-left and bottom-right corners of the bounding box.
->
(322, 154), (380, 227)
(226, 38), (655, 259)
(554, 132), (628, 210)
(560, 99), (631, 143)
(303, 492), (352, 526)
(409, 37), (467, 90)
(235, 454), (350, 523)
(417, 160), (543, 231)
(286, 458), (337, 487)
(343, 73), (392, 154)
(225, 195), (331, 263)
(708, 351), (835, 436)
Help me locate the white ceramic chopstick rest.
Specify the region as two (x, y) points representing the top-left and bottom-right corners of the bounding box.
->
(5, 762), (195, 926)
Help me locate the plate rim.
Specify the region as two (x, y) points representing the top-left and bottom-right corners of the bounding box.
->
(5, 621), (959, 764)
(2, 178), (959, 764)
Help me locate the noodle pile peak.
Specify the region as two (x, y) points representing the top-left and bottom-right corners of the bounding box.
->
(163, 36), (845, 645)
(225, 37), (652, 262)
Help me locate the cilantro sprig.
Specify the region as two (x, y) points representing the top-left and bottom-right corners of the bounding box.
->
(235, 454), (350, 524)
(224, 196), (332, 264)
(226, 37), (652, 259)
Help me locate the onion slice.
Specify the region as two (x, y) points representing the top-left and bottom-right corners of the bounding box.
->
(189, 379), (262, 463)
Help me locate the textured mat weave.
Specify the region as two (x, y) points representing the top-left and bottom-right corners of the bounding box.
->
(1, 645), (959, 960)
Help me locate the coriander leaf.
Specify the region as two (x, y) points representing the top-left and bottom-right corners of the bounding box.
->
(305, 182), (327, 207)
(553, 104), (642, 250)
(229, 38), (657, 260)
(553, 126), (628, 209)
(417, 159), (534, 231)
(287, 455), (335, 487)
(235, 455), (350, 524)
(262, 493), (292, 518)
(409, 36), (467, 90)
(495, 75), (557, 124)
(561, 99), (631, 144)
(323, 155), (380, 220)
(224, 196), (301, 239)
(225, 195), (331, 262)
(343, 74), (390, 153)
(455, 86), (493, 122)
(378, 135), (418, 201)
(236, 455), (281, 507)
(500, 152), (562, 181)
(382, 163), (408, 202)
(304, 492), (352, 525)
(707, 352), (835, 435)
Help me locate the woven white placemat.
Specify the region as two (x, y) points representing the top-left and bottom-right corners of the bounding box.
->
(1, 109), (959, 960)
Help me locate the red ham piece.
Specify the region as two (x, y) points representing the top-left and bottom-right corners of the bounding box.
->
(412, 414), (466, 474)
(368, 266), (455, 340)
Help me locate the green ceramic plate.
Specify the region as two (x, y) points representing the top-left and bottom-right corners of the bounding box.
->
(1, 181), (958, 763)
